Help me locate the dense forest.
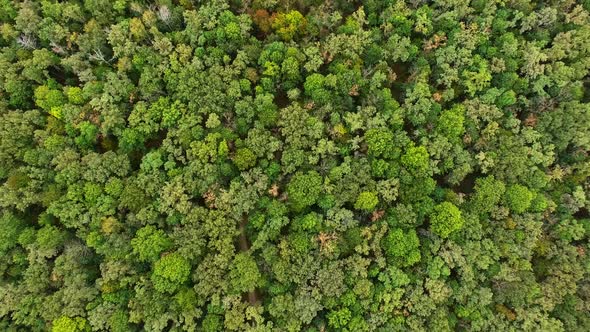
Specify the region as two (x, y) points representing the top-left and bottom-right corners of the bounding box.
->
(1, 0), (590, 331)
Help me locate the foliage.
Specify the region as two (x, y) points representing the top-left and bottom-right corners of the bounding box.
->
(151, 252), (191, 293)
(0, 1), (589, 330)
(471, 176), (506, 214)
(228, 253), (262, 294)
(51, 316), (91, 332)
(233, 148), (257, 171)
(401, 145), (430, 175)
(365, 128), (394, 158)
(354, 191), (379, 211)
(430, 202), (464, 238)
(504, 184), (534, 214)
(131, 225), (173, 263)
(271, 11), (306, 41)
(286, 171), (323, 211)
(383, 228), (421, 267)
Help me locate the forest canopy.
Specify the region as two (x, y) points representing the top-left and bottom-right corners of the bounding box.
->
(1, 0), (590, 331)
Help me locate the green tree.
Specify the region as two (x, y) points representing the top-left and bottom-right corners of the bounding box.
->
(0, 212), (23, 254)
(51, 316), (91, 332)
(430, 202), (464, 238)
(131, 225), (173, 263)
(34, 85), (66, 111)
(152, 252), (191, 293)
(232, 148), (257, 171)
(365, 128), (394, 158)
(354, 191), (379, 211)
(504, 184), (534, 213)
(327, 308), (351, 329)
(471, 176), (506, 214)
(271, 11), (306, 41)
(287, 171), (323, 211)
(383, 228), (421, 267)
(74, 121), (98, 149)
(228, 253), (262, 294)
(436, 105), (465, 140)
(401, 145), (430, 175)
(0, 1), (588, 330)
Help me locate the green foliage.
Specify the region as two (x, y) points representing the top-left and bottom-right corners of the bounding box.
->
(152, 252), (191, 293)
(287, 171), (323, 211)
(304, 73), (331, 104)
(462, 56), (492, 96)
(365, 128), (394, 157)
(383, 228), (421, 267)
(0, 1), (588, 331)
(36, 224), (65, 253)
(529, 192), (549, 213)
(51, 316), (90, 332)
(229, 253), (262, 293)
(74, 121), (98, 149)
(34, 85), (66, 111)
(298, 212), (321, 231)
(0, 212), (22, 254)
(430, 202), (464, 238)
(327, 308), (351, 329)
(504, 184), (534, 214)
(471, 176), (506, 214)
(65, 87), (85, 105)
(401, 145), (430, 174)
(436, 106), (465, 139)
(131, 225), (173, 263)
(354, 191), (379, 211)
(202, 313), (223, 332)
(271, 11), (306, 41)
(233, 148), (257, 170)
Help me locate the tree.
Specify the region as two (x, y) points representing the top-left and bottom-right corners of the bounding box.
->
(74, 121), (98, 149)
(0, 1), (588, 330)
(354, 191), (379, 211)
(286, 171), (323, 211)
(436, 105), (465, 140)
(0, 212), (23, 255)
(401, 145), (430, 175)
(271, 11), (306, 41)
(152, 252), (191, 293)
(327, 308), (351, 329)
(383, 228), (421, 267)
(131, 225), (172, 263)
(462, 56), (492, 96)
(232, 148), (257, 171)
(228, 253), (262, 294)
(202, 312), (224, 332)
(471, 176), (506, 214)
(51, 316), (91, 332)
(504, 184), (534, 214)
(365, 128), (394, 158)
(430, 202), (464, 238)
(34, 85), (66, 111)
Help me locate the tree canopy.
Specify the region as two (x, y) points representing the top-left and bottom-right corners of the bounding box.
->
(0, 0), (589, 331)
